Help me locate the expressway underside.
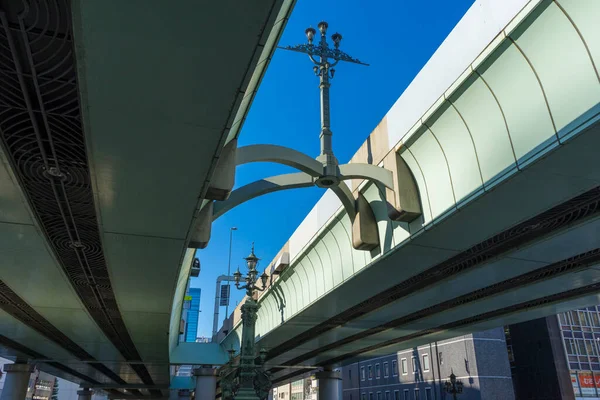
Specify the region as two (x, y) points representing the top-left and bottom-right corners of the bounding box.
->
(0, 0), (292, 397)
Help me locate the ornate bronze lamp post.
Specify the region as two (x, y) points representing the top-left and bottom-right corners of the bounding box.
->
(444, 373), (464, 399)
(280, 21), (368, 186)
(221, 244), (270, 399)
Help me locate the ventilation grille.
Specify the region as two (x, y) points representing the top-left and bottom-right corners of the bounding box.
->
(283, 248), (600, 367)
(0, 0), (155, 389)
(268, 186), (600, 365)
(323, 280), (600, 366)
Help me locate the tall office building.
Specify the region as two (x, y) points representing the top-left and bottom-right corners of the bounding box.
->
(185, 288), (201, 343)
(505, 317), (574, 400)
(0, 357), (9, 398)
(273, 377), (317, 400)
(507, 305), (600, 400)
(342, 328), (514, 400)
(26, 369), (56, 400)
(558, 306), (600, 399)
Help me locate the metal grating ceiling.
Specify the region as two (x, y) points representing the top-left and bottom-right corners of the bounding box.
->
(0, 280), (130, 385)
(268, 186), (600, 369)
(0, 0), (157, 392)
(0, 333), (100, 384)
(322, 280), (600, 366)
(285, 248), (600, 367)
(0, 334), (127, 397)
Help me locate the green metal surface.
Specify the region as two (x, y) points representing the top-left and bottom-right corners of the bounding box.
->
(1, 0), (296, 389)
(220, 0), (600, 377)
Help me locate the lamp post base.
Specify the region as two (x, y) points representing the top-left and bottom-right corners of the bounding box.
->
(234, 388), (260, 400)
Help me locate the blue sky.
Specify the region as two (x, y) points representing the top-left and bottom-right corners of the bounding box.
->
(191, 0), (475, 338)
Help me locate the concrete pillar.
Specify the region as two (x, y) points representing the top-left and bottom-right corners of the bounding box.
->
(315, 370), (342, 400)
(77, 388), (93, 400)
(178, 390), (192, 400)
(193, 368), (218, 400)
(0, 363), (34, 400)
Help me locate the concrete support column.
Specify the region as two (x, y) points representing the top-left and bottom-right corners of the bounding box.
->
(77, 388), (93, 400)
(0, 363), (34, 400)
(315, 369), (342, 400)
(178, 390), (192, 400)
(193, 367), (218, 400)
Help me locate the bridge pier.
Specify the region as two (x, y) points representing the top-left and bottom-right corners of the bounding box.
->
(0, 363), (34, 400)
(77, 388), (93, 400)
(315, 369), (342, 400)
(193, 367), (218, 400)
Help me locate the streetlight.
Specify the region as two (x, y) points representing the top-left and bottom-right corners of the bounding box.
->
(444, 373), (464, 399)
(221, 243), (270, 399)
(279, 21), (368, 187)
(225, 227), (238, 321)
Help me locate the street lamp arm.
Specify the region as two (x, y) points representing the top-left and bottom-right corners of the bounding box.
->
(213, 172), (315, 221)
(338, 163), (395, 190)
(278, 45), (369, 66)
(254, 285), (267, 293)
(330, 181), (357, 220)
(236, 144), (323, 177)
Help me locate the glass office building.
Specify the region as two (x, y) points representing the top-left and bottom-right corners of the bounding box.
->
(185, 288), (201, 343)
(558, 306), (600, 399)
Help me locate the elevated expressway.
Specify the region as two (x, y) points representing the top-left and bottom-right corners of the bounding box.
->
(211, 0), (600, 386)
(0, 0), (294, 398)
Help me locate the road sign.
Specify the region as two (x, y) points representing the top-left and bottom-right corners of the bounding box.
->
(220, 284), (230, 306)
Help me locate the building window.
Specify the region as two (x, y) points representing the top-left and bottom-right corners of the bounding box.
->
(377, 393), (382, 400)
(403, 390), (409, 400)
(350, 395), (353, 400)
(376, 364), (381, 379)
(369, 393), (374, 400)
(401, 358), (408, 375)
(559, 313), (569, 326)
(565, 338), (577, 355)
(580, 311), (591, 326)
(587, 340), (598, 356)
(385, 391), (390, 400)
(383, 362), (389, 378)
(362, 394), (367, 400)
(439, 352), (443, 365)
(394, 391), (400, 400)
(590, 311), (600, 328)
(414, 389), (420, 400)
(368, 365), (373, 380)
(507, 345), (515, 362)
(578, 339), (588, 356)
(422, 354), (430, 372)
(349, 369), (352, 380)
(592, 312), (600, 327)
(411, 357), (416, 373)
(392, 360), (398, 375)
(572, 311), (581, 328)
(361, 366), (366, 381)
(425, 388), (432, 400)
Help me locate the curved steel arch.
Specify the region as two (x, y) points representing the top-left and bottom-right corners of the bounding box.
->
(236, 145), (323, 176)
(207, 143), (390, 251)
(213, 172), (315, 220)
(338, 163), (394, 189)
(212, 171), (358, 222)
